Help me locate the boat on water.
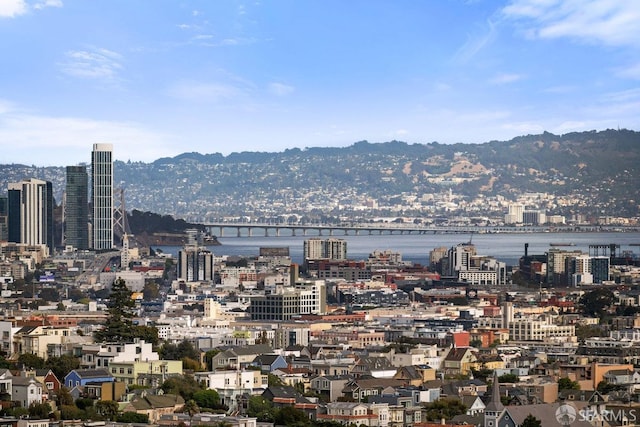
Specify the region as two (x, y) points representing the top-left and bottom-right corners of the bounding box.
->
(549, 242), (576, 246)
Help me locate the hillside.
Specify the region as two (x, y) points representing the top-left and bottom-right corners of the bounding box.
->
(1, 129), (639, 222)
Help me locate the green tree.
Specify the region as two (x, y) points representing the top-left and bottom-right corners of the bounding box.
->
(558, 377), (580, 391)
(247, 395), (276, 422)
(161, 375), (203, 401)
(596, 380), (618, 394)
(45, 354), (80, 380)
(192, 389), (222, 410)
(423, 398), (467, 421)
(28, 402), (52, 419)
(274, 406), (310, 427)
(18, 353), (45, 369)
(160, 339), (200, 361)
(498, 373), (519, 383)
(94, 278), (136, 343)
(117, 412), (149, 423)
(60, 404), (85, 420)
(521, 414), (542, 427)
(182, 399), (200, 425)
(54, 386), (74, 406)
(75, 397), (94, 410)
(579, 288), (615, 318)
(95, 400), (119, 421)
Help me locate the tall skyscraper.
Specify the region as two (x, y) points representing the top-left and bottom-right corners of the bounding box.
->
(7, 178), (54, 253)
(0, 196), (7, 242)
(91, 143), (113, 250)
(65, 165), (89, 250)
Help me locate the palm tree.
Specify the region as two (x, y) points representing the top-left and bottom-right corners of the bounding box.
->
(182, 399), (200, 426)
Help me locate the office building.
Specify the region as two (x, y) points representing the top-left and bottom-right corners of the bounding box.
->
(303, 238), (347, 261)
(178, 247), (214, 282)
(6, 178), (54, 254)
(504, 203), (524, 224)
(0, 197), (7, 241)
(65, 165), (89, 250)
(91, 143), (113, 250)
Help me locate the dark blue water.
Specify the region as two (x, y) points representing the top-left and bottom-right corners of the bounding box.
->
(156, 231), (640, 266)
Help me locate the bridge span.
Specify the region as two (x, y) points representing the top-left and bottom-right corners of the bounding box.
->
(201, 223), (586, 238)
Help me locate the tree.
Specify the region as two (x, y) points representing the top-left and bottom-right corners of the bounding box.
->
(558, 377), (580, 391)
(192, 389), (222, 410)
(521, 414), (542, 427)
(247, 395), (276, 422)
(498, 373), (519, 383)
(182, 399), (200, 425)
(596, 380), (618, 394)
(274, 406), (310, 427)
(95, 400), (119, 421)
(161, 375), (203, 401)
(423, 398), (467, 421)
(17, 353), (45, 369)
(94, 278), (136, 343)
(117, 412), (149, 423)
(28, 402), (52, 419)
(46, 354), (80, 380)
(160, 339), (200, 361)
(54, 386), (74, 406)
(579, 288), (615, 318)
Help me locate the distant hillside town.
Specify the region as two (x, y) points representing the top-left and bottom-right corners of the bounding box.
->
(1, 139), (640, 426)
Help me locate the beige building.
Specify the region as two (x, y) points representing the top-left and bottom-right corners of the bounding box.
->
(108, 360), (183, 387)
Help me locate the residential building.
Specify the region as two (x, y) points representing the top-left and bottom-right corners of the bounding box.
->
(65, 165), (89, 250)
(91, 143), (113, 250)
(12, 377), (43, 408)
(7, 179), (54, 254)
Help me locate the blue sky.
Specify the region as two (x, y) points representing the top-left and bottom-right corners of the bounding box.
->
(1, 0), (639, 166)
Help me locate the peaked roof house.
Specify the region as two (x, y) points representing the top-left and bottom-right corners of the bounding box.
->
(64, 368), (114, 388)
(443, 347), (477, 376)
(483, 372), (594, 427)
(393, 365), (436, 387)
(262, 385), (317, 419)
(251, 353), (288, 373)
(210, 344), (273, 370)
(0, 369), (12, 401)
(12, 376), (43, 408)
(121, 393), (185, 423)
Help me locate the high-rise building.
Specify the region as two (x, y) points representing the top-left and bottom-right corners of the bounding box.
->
(65, 165), (89, 250)
(0, 197), (7, 241)
(178, 248), (214, 282)
(303, 238), (347, 261)
(6, 178), (54, 253)
(91, 143), (113, 250)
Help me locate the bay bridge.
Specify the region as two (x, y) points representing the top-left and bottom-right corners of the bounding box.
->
(201, 222), (619, 238)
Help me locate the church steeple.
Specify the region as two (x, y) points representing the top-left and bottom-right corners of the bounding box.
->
(484, 371), (505, 427)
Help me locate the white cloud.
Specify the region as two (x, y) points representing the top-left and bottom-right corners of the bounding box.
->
(0, 0), (62, 17)
(60, 47), (123, 81)
(268, 82), (294, 97)
(616, 62), (640, 80)
(0, 103), (177, 166)
(33, 0), (62, 10)
(502, 0), (640, 47)
(454, 19), (497, 62)
(0, 0), (27, 17)
(489, 73), (524, 84)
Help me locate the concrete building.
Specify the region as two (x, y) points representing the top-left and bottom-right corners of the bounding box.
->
(91, 143), (113, 250)
(7, 178), (54, 254)
(65, 165), (89, 250)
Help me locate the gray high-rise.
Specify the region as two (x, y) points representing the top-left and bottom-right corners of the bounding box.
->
(91, 143), (113, 250)
(65, 165), (89, 250)
(7, 178), (54, 254)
